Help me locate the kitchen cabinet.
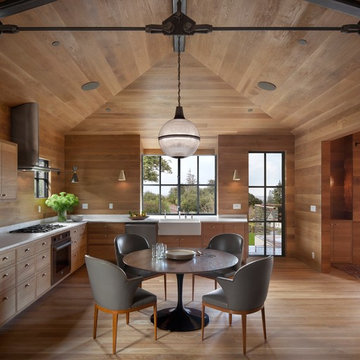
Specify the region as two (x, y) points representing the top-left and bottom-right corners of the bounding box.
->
(0, 248), (16, 325)
(158, 235), (202, 248)
(0, 236), (51, 325)
(331, 220), (353, 263)
(87, 222), (124, 261)
(0, 140), (17, 201)
(71, 224), (87, 272)
(15, 237), (51, 311)
(202, 222), (247, 260)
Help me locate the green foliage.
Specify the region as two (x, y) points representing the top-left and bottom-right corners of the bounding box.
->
(45, 192), (79, 213)
(143, 156), (172, 182)
(248, 193), (263, 206)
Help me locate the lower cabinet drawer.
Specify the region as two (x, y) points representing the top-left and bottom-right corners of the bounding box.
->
(17, 276), (36, 312)
(36, 266), (51, 297)
(17, 257), (36, 284)
(35, 250), (50, 271)
(0, 266), (15, 293)
(71, 245), (86, 273)
(0, 288), (16, 325)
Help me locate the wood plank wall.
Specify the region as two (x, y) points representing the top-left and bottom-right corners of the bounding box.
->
(0, 105), (65, 227)
(296, 117), (360, 271)
(64, 135), (140, 214)
(218, 135), (295, 256)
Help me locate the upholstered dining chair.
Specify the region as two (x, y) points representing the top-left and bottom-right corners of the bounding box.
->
(85, 255), (157, 354)
(114, 233), (167, 300)
(192, 233), (243, 301)
(201, 256), (274, 355)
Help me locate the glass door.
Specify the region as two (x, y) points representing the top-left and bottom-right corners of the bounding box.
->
(248, 152), (285, 256)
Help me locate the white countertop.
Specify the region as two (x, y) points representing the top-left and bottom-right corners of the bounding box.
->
(0, 214), (247, 251)
(0, 222), (85, 251)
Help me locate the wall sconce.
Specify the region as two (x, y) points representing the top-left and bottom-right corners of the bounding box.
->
(71, 166), (79, 183)
(118, 170), (126, 182)
(232, 169), (240, 181)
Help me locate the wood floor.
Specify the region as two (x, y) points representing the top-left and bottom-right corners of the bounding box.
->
(1, 257), (360, 359)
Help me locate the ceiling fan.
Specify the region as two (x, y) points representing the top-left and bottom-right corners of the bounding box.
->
(0, 0), (359, 36)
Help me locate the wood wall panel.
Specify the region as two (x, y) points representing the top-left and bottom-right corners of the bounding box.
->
(0, 105), (65, 227)
(298, 115), (360, 271)
(218, 135), (295, 256)
(64, 135), (140, 214)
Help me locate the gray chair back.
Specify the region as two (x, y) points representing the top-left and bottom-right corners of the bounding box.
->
(114, 233), (150, 269)
(207, 233), (244, 270)
(85, 255), (140, 310)
(219, 256), (273, 311)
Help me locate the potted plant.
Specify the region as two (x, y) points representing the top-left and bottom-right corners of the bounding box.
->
(45, 192), (79, 222)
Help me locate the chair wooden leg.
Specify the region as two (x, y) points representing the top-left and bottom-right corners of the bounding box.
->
(229, 313), (232, 326)
(126, 312), (129, 325)
(201, 303), (205, 341)
(153, 304), (157, 340)
(164, 274), (167, 301)
(214, 279), (217, 289)
(139, 281), (142, 288)
(112, 312), (118, 354)
(242, 314), (247, 355)
(93, 304), (98, 339)
(192, 274), (195, 301)
(261, 306), (267, 340)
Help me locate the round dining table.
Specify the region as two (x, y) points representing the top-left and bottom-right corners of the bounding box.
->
(123, 248), (238, 332)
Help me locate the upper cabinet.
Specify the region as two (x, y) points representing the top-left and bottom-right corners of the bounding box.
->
(0, 140), (18, 200)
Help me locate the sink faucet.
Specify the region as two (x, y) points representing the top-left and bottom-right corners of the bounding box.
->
(164, 210), (167, 219)
(178, 207), (181, 219)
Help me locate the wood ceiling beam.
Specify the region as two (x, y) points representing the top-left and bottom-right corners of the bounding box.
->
(305, 0), (360, 17)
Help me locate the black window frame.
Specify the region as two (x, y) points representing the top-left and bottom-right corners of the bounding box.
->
(248, 151), (285, 257)
(142, 155), (217, 215)
(34, 158), (49, 198)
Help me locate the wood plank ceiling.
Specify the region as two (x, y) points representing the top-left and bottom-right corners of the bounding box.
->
(0, 0), (359, 149)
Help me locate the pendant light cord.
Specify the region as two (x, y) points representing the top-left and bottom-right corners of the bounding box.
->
(177, 35), (181, 108)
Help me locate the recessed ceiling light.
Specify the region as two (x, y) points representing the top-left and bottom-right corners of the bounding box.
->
(51, 40), (60, 47)
(298, 39), (308, 45)
(257, 81), (277, 91)
(81, 81), (100, 91)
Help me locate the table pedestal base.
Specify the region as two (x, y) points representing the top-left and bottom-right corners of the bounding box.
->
(151, 306), (209, 331)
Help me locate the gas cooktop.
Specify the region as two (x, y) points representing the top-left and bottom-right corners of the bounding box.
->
(10, 224), (65, 233)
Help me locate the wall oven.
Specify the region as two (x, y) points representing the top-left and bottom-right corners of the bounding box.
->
(51, 231), (71, 284)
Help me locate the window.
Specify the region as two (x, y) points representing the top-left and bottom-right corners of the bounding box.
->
(248, 152), (285, 256)
(34, 158), (49, 198)
(142, 155), (216, 215)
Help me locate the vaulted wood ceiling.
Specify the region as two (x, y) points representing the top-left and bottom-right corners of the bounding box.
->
(0, 0), (359, 149)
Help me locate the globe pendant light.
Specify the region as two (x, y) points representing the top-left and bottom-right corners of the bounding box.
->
(158, 37), (200, 158)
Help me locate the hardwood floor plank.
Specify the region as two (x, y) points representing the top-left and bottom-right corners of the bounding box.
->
(0, 258), (360, 359)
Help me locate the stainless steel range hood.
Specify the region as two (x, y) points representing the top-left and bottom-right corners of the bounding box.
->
(10, 103), (60, 173)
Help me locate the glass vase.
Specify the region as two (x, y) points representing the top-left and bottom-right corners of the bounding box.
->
(57, 209), (67, 222)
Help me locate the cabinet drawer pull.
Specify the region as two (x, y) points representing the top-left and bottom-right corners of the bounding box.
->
(42, 242), (47, 246)
(25, 248), (31, 253)
(24, 263), (30, 268)
(2, 273), (9, 278)
(42, 273), (47, 277)
(42, 255), (47, 259)
(25, 283), (31, 288)
(1, 194), (6, 197)
(2, 296), (8, 301)
(2, 256), (9, 262)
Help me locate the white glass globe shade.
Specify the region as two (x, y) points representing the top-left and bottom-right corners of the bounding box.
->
(158, 116), (200, 158)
